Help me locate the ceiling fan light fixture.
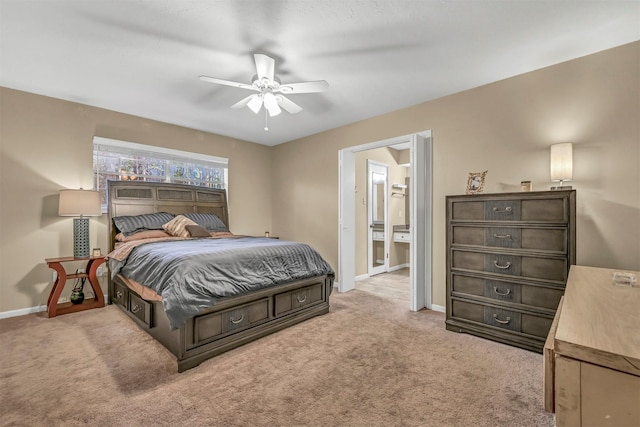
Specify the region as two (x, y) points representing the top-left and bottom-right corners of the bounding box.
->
(199, 53), (328, 127)
(247, 95), (263, 114)
(263, 92), (281, 116)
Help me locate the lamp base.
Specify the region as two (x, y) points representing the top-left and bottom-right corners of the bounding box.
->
(550, 185), (573, 191)
(73, 217), (90, 258)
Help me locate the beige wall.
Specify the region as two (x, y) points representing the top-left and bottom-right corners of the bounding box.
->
(272, 42), (640, 307)
(0, 88), (272, 312)
(355, 147), (410, 276)
(1, 42), (638, 314)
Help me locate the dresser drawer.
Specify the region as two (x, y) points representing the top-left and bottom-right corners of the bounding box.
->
(453, 226), (567, 252)
(222, 299), (269, 333)
(451, 299), (554, 338)
(275, 282), (325, 317)
(452, 250), (567, 282)
(372, 231), (385, 241)
(450, 196), (569, 222)
(192, 298), (270, 346)
(129, 293), (153, 328)
(393, 231), (410, 243)
(451, 274), (564, 310)
(112, 281), (128, 307)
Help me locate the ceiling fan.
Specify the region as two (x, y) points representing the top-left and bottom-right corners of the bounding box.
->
(199, 54), (329, 130)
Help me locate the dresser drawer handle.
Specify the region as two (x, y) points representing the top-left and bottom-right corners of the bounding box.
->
(230, 313), (245, 324)
(492, 206), (513, 213)
(131, 304), (141, 314)
(493, 234), (512, 239)
(493, 261), (512, 269)
(493, 287), (511, 296)
(492, 314), (511, 324)
(115, 290), (123, 299)
(296, 292), (307, 303)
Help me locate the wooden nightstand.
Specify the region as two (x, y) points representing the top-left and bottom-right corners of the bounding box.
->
(45, 256), (106, 317)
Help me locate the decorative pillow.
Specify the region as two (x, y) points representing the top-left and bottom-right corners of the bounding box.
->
(162, 215), (198, 238)
(113, 212), (175, 236)
(115, 230), (173, 242)
(185, 224), (213, 238)
(183, 213), (229, 232)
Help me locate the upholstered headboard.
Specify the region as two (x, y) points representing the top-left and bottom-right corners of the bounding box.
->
(107, 180), (229, 250)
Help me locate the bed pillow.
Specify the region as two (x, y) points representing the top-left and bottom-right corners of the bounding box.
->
(113, 212), (176, 236)
(185, 224), (213, 238)
(115, 229), (173, 242)
(163, 214), (198, 238)
(183, 213), (229, 232)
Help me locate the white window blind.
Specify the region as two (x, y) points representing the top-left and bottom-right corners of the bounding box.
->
(93, 136), (228, 209)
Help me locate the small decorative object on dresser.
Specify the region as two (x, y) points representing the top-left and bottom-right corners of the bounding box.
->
(445, 190), (576, 352)
(465, 171), (487, 194)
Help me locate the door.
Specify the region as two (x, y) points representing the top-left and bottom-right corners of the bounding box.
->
(368, 160), (388, 277)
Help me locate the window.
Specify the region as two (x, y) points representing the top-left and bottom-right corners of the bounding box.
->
(93, 136), (228, 209)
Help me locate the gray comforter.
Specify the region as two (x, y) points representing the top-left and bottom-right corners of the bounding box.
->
(109, 237), (334, 330)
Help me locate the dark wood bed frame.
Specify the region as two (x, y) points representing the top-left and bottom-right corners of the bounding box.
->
(107, 181), (333, 372)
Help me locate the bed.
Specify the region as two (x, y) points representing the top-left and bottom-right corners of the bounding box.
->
(106, 180), (334, 372)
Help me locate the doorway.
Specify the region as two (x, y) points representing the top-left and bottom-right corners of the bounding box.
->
(338, 131), (432, 312)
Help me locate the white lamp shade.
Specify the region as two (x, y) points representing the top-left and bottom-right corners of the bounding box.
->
(58, 189), (102, 217)
(247, 95), (263, 114)
(550, 143), (573, 182)
(263, 92), (282, 117)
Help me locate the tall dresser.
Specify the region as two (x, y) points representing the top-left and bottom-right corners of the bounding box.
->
(445, 190), (576, 352)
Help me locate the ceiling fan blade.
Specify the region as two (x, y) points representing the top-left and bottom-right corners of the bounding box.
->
(276, 80), (329, 94)
(254, 54), (275, 82)
(277, 95), (303, 114)
(230, 94), (257, 109)
(198, 75), (257, 91)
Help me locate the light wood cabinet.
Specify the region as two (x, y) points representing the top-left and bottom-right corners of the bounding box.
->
(545, 265), (640, 426)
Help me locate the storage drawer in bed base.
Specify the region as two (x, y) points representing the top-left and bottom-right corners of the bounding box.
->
(112, 281), (153, 328)
(109, 274), (334, 372)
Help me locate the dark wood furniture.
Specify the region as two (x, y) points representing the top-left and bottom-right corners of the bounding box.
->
(45, 256), (106, 317)
(107, 181), (333, 372)
(445, 190), (576, 352)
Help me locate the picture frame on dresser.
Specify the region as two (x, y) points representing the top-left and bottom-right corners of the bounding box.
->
(465, 170), (487, 194)
(445, 190), (576, 353)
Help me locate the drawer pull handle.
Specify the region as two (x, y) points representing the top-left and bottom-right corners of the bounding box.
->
(230, 313), (245, 324)
(492, 314), (511, 324)
(131, 304), (141, 314)
(492, 206), (513, 213)
(493, 287), (511, 296)
(493, 234), (512, 239)
(115, 290), (123, 299)
(493, 261), (512, 269)
(296, 293), (307, 303)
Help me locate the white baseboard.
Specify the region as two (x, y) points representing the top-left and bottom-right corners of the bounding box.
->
(0, 304), (47, 319)
(430, 304), (445, 313)
(0, 294), (109, 320)
(388, 263), (410, 272)
(355, 274), (369, 282)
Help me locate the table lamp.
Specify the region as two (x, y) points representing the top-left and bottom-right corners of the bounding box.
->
(550, 142), (573, 190)
(58, 189), (102, 258)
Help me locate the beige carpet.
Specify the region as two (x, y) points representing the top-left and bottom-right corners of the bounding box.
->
(0, 290), (554, 426)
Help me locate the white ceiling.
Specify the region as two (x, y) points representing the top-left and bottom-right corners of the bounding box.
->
(1, 1), (638, 146)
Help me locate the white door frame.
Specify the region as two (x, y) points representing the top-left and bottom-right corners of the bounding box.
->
(338, 130), (432, 311)
(367, 160), (389, 277)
